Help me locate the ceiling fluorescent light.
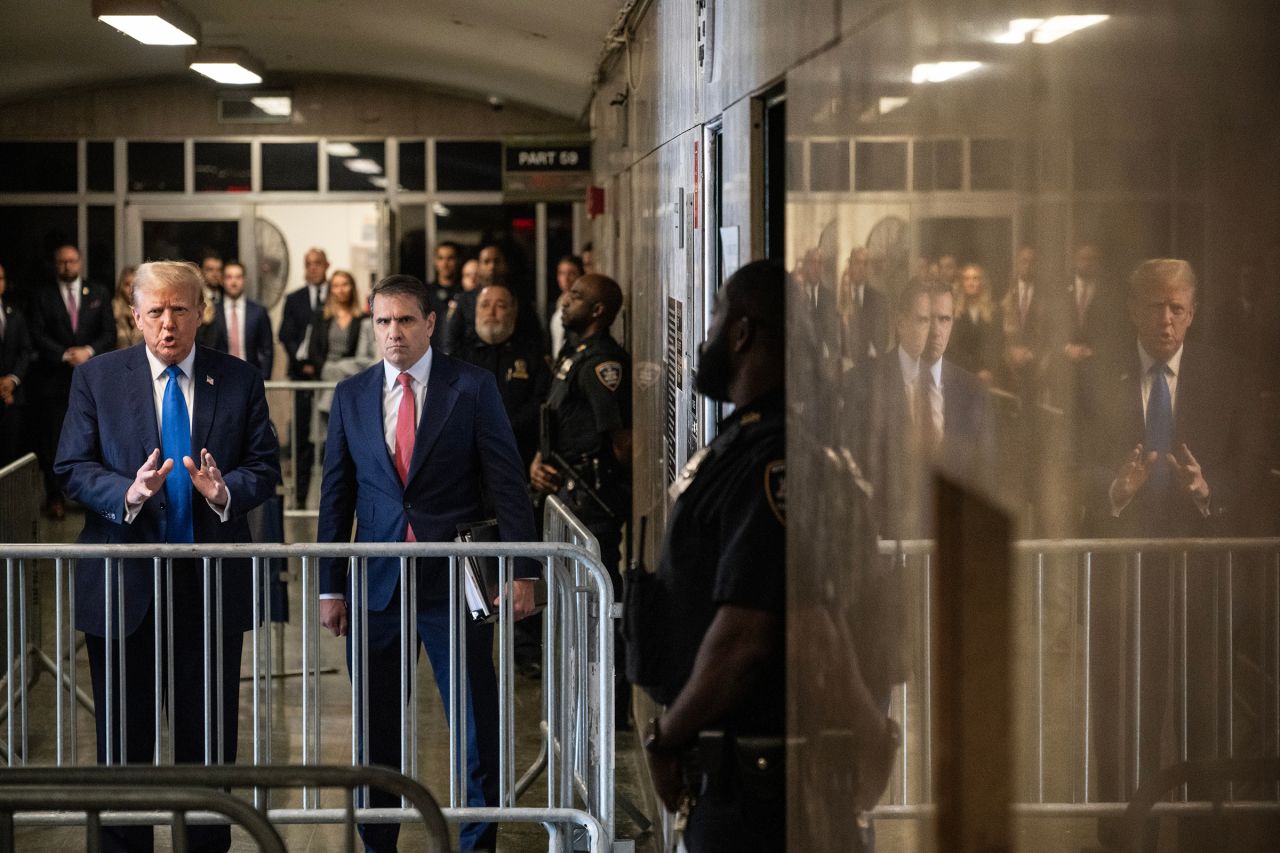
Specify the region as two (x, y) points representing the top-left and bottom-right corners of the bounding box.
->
(912, 61), (982, 84)
(325, 142), (360, 158)
(249, 96), (292, 116)
(343, 158), (382, 175)
(368, 176), (390, 189)
(189, 47), (264, 85)
(993, 18), (1044, 44)
(878, 96), (910, 115)
(1031, 15), (1110, 44)
(93, 0), (199, 45)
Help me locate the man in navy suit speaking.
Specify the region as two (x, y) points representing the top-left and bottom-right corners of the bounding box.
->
(55, 260), (280, 853)
(317, 274), (538, 852)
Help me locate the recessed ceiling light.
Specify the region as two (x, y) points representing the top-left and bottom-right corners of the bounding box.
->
(343, 158), (382, 175)
(249, 96), (292, 117)
(911, 61), (982, 84)
(992, 14), (1109, 44)
(325, 142), (360, 158)
(94, 0), (200, 45)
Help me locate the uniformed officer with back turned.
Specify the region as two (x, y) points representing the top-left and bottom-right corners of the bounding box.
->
(626, 259), (788, 851)
(530, 272), (632, 718)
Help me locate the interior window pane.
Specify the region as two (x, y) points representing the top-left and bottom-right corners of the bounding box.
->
(0, 205), (78, 306)
(87, 141), (115, 192)
(261, 142), (318, 191)
(913, 140), (935, 191)
(0, 142), (77, 193)
(194, 142), (251, 192)
(326, 140), (387, 192)
(435, 141), (503, 192)
(970, 139), (1013, 191)
(398, 141), (426, 192)
(1073, 139), (1170, 191)
(809, 141), (850, 192)
(127, 142), (184, 192)
(854, 140), (907, 191)
(87, 206), (116, 289)
(396, 203), (427, 280)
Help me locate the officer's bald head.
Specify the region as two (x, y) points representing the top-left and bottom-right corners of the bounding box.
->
(577, 274), (624, 328)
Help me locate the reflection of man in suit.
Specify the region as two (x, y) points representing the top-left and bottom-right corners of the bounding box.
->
(277, 247), (329, 507)
(28, 244), (116, 519)
(838, 247), (891, 366)
(54, 261), (280, 853)
(851, 280), (995, 538)
(205, 261), (274, 379)
(0, 263), (32, 466)
(318, 274), (538, 852)
(999, 245), (1050, 401)
(1077, 259), (1264, 842)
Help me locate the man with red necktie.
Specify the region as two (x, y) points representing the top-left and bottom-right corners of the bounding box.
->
(317, 274), (538, 852)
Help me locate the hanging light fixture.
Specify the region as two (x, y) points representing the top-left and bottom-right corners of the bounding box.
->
(189, 47), (265, 85)
(93, 0), (200, 46)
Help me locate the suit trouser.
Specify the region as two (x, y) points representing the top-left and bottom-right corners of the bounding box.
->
(36, 391), (68, 501)
(0, 401), (22, 467)
(85, 602), (244, 853)
(351, 601), (500, 852)
(293, 388), (315, 507)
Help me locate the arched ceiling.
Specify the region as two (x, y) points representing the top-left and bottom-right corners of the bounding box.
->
(0, 0), (626, 117)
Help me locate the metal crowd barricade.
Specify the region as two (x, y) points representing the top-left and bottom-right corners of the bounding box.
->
(0, 764), (451, 851)
(0, 538), (618, 852)
(872, 537), (1280, 822)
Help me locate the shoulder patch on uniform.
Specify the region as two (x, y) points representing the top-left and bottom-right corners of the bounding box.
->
(764, 460), (786, 525)
(594, 360), (623, 391)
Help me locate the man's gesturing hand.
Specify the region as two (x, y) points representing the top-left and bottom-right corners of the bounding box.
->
(126, 448), (174, 506)
(185, 448), (228, 507)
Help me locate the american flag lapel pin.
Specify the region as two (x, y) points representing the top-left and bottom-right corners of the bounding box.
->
(206, 375), (215, 386)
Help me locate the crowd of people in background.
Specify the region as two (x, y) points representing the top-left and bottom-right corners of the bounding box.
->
(793, 239), (1280, 539)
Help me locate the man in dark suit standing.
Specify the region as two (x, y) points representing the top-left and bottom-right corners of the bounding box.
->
(851, 279), (996, 538)
(318, 274), (538, 852)
(277, 247), (329, 507)
(27, 244), (116, 519)
(205, 260), (274, 379)
(1076, 259), (1264, 847)
(55, 260), (280, 852)
(0, 263), (32, 466)
(839, 246), (891, 366)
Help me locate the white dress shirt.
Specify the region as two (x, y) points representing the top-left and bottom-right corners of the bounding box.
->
(124, 346), (231, 523)
(897, 346), (944, 437)
(382, 348), (432, 453)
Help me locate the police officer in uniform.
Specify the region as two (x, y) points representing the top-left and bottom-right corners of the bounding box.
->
(530, 273), (632, 711)
(627, 260), (787, 851)
(459, 283), (550, 469)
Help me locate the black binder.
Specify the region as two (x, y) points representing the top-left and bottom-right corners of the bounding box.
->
(454, 520), (547, 623)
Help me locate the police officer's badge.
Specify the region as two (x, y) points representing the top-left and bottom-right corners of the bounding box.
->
(764, 460), (786, 525)
(594, 361), (622, 391)
(509, 358), (529, 380)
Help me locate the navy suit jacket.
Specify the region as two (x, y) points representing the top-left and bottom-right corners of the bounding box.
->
(849, 349), (997, 536)
(27, 279), (116, 397)
(317, 351), (538, 611)
(279, 285), (324, 379)
(1076, 342), (1264, 538)
(0, 301), (32, 402)
(207, 298), (275, 379)
(54, 344), (281, 637)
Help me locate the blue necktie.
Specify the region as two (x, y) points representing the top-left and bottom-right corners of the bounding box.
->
(162, 364), (194, 543)
(1144, 362), (1173, 498)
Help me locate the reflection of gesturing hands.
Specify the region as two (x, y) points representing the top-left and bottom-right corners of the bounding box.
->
(1168, 443), (1210, 502)
(1110, 443), (1158, 507)
(184, 448), (228, 507)
(126, 449), (174, 506)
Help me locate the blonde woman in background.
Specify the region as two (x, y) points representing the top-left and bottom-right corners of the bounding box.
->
(314, 270), (376, 413)
(950, 263), (1002, 383)
(112, 265), (143, 349)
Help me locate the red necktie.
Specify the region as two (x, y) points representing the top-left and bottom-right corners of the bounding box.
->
(395, 372), (417, 541)
(65, 285), (79, 333)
